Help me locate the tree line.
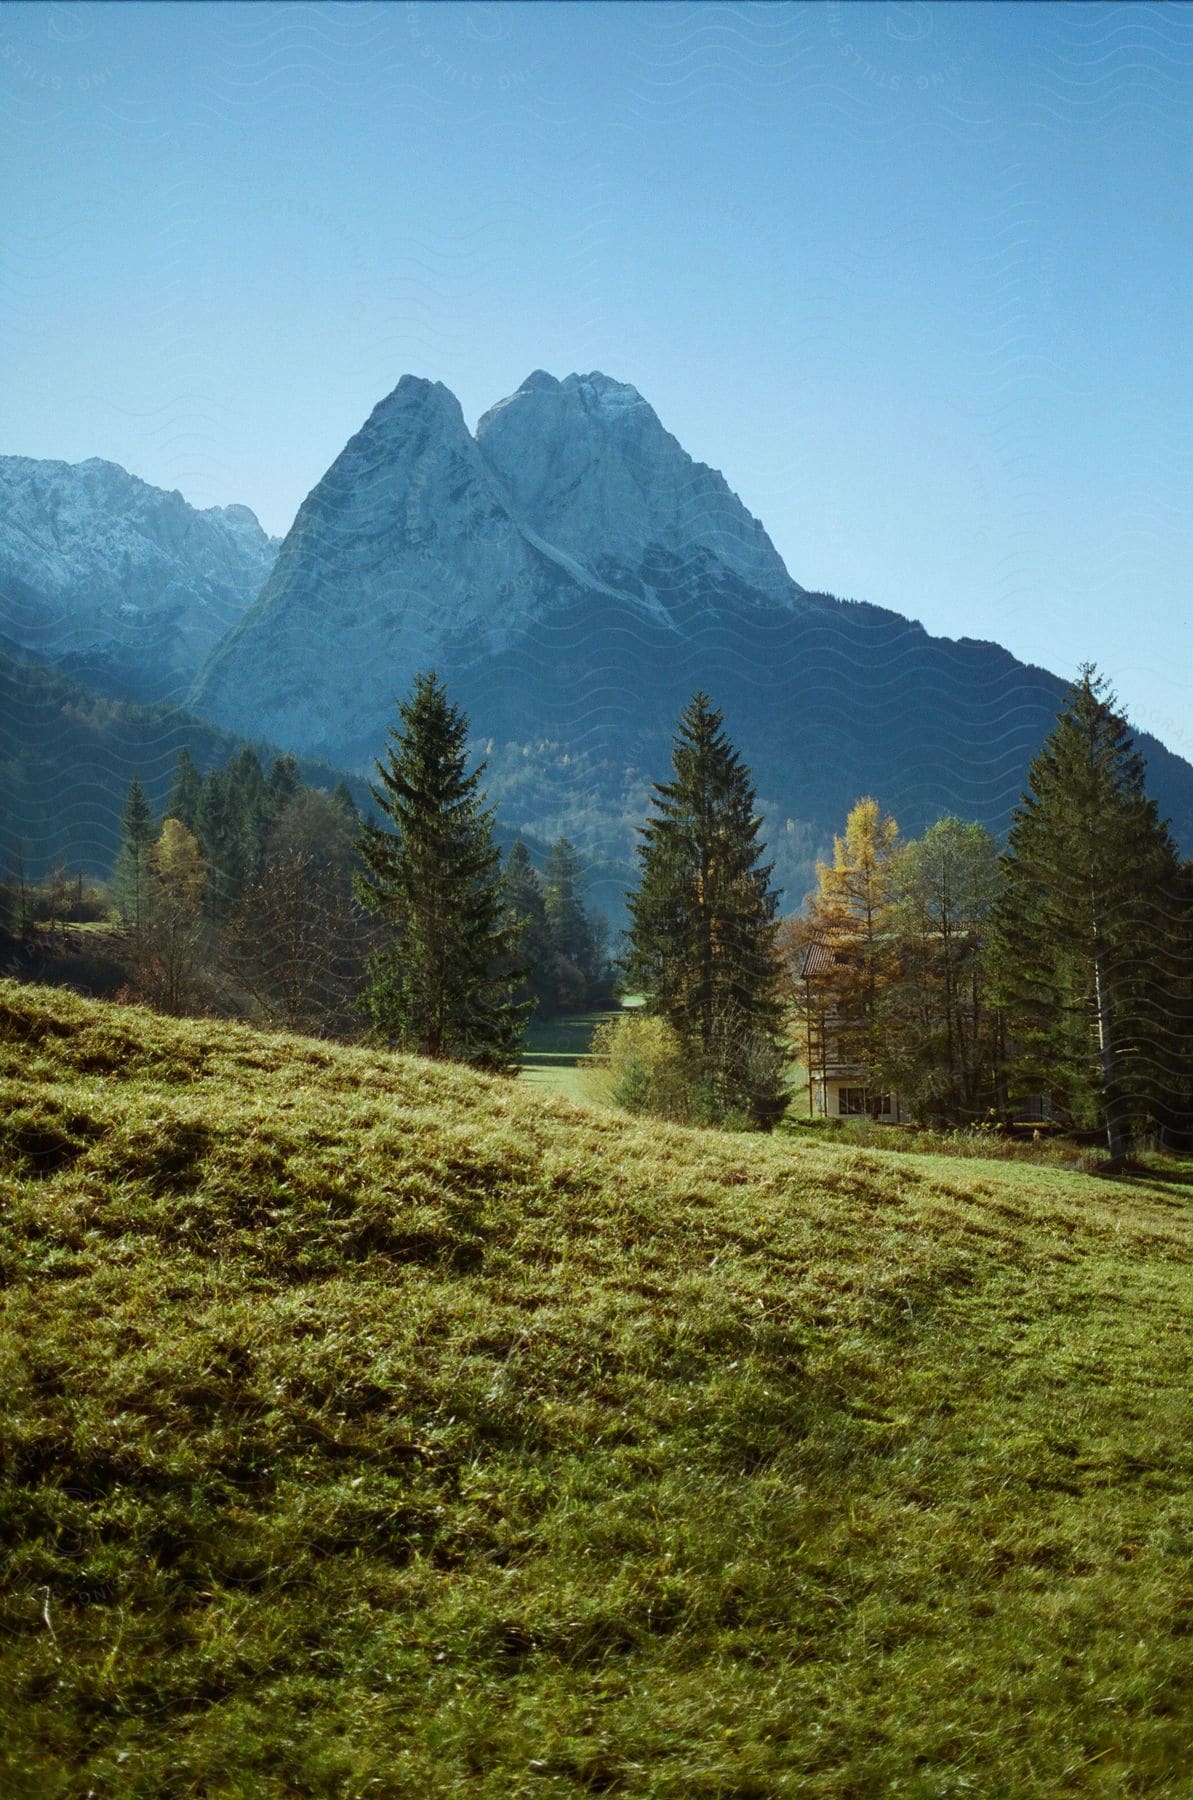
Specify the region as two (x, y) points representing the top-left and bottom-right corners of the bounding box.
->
(6, 661), (1191, 1159)
(600, 666), (1191, 1154)
(2, 700), (610, 1043)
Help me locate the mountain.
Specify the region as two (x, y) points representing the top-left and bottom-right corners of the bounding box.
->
(0, 456), (279, 704)
(475, 370), (799, 610)
(182, 370), (1193, 910)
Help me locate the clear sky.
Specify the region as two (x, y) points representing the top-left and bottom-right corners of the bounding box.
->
(4, 1), (1191, 754)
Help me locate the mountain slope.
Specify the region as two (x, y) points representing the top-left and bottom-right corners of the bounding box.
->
(189, 371), (1193, 908)
(0, 456), (278, 703)
(0, 646), (368, 881)
(2, 980), (1191, 1794)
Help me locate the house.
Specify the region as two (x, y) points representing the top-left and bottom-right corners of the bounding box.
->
(797, 940), (908, 1122)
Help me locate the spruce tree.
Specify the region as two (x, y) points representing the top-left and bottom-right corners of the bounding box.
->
(114, 774), (156, 933)
(166, 749), (203, 834)
(355, 672), (531, 1071)
(625, 692), (787, 1126)
(992, 665), (1182, 1158)
(543, 838), (600, 991)
(503, 841), (552, 1011)
(268, 754), (302, 816)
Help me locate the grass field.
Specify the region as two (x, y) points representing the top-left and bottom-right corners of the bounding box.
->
(2, 978), (1191, 1796)
(519, 1008), (616, 1103)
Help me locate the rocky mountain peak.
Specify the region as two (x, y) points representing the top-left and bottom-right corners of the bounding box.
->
(475, 369), (800, 607)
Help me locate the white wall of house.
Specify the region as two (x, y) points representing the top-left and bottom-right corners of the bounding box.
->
(814, 1078), (906, 1123)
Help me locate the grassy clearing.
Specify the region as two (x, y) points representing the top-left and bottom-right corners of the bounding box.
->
(519, 1008), (619, 1103)
(1, 979), (1191, 1797)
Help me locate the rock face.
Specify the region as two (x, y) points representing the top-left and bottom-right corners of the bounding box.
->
(194, 377), (592, 762)
(189, 371), (1193, 910)
(475, 371), (798, 613)
(0, 456), (278, 702)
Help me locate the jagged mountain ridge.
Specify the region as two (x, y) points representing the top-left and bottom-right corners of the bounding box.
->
(0, 456), (279, 704)
(142, 375), (1193, 904)
(192, 371), (808, 759)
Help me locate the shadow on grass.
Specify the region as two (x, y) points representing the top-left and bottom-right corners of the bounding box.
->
(1092, 1156), (1193, 1188)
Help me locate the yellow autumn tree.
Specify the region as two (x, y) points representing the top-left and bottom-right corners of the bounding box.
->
(137, 818), (208, 1012)
(790, 798), (901, 1113)
(815, 797), (901, 942)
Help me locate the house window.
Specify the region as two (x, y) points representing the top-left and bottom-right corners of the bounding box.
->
(839, 1087), (867, 1116)
(872, 1093), (893, 1117)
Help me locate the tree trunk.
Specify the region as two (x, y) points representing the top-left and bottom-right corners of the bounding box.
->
(1093, 946), (1127, 1159)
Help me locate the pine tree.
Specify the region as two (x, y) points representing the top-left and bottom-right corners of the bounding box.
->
(355, 672), (532, 1071)
(331, 780), (360, 828)
(166, 749), (203, 834)
(268, 754), (302, 817)
(992, 665), (1182, 1158)
(503, 841), (552, 1011)
(114, 774), (156, 933)
(543, 837), (602, 992)
(222, 790), (362, 1036)
(625, 692), (787, 1127)
(229, 747), (270, 887)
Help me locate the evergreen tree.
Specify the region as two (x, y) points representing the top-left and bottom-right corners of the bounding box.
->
(195, 769), (234, 919)
(229, 747), (270, 885)
(991, 665), (1182, 1157)
(221, 790), (362, 1036)
(625, 692), (787, 1127)
(544, 839), (595, 972)
(355, 672), (531, 1071)
(114, 774), (156, 933)
(166, 749), (203, 834)
(268, 754), (302, 817)
(331, 780), (361, 828)
(503, 841), (552, 1011)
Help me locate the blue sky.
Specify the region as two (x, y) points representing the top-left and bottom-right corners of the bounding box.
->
(3, 1), (1191, 755)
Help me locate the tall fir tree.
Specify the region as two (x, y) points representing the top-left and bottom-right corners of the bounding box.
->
(625, 692), (787, 1126)
(355, 672), (532, 1071)
(991, 665), (1182, 1157)
(543, 837), (604, 993)
(503, 841), (552, 1011)
(114, 774), (156, 934)
(268, 754), (302, 817)
(166, 749), (203, 835)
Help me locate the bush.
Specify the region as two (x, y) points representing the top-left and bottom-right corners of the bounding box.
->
(587, 1013), (760, 1131)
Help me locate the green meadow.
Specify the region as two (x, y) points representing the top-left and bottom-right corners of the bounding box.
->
(1, 980), (1190, 1796)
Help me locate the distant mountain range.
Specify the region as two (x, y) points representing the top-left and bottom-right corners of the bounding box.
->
(5, 378), (1193, 912)
(0, 456), (277, 704)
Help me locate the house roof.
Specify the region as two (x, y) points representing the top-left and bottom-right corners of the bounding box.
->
(800, 941), (858, 980)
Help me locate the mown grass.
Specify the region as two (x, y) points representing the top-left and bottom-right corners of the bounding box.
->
(1, 978), (1190, 1797)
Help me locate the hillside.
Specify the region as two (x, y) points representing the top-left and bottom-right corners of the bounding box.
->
(0, 647), (371, 881)
(2, 982), (1190, 1796)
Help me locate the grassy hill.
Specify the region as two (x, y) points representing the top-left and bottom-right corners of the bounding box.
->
(1, 981), (1190, 1797)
